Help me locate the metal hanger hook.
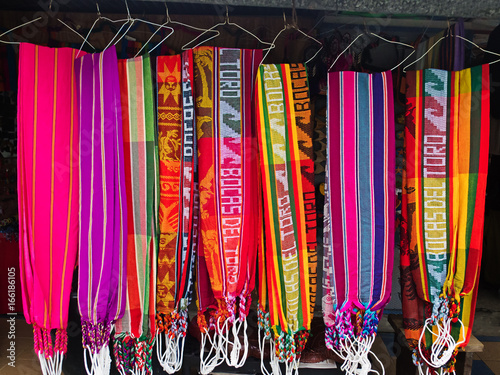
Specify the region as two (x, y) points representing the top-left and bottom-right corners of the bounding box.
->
(96, 2), (101, 17)
(165, 2), (171, 23)
(49, 0), (53, 11)
(124, 0), (132, 20)
(225, 6), (229, 24)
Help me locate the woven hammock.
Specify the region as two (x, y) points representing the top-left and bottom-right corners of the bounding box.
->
(255, 63), (317, 375)
(192, 46), (262, 373)
(323, 70), (395, 374)
(155, 49), (199, 374)
(113, 54), (158, 375)
(76, 46), (128, 375)
(17, 43), (80, 375)
(401, 66), (489, 373)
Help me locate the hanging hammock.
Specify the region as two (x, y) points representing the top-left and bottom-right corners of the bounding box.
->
(17, 43), (80, 375)
(112, 53), (158, 375)
(255, 63), (317, 375)
(323, 70), (395, 374)
(401, 66), (490, 373)
(76, 46), (128, 375)
(192, 46), (262, 373)
(155, 49), (199, 374)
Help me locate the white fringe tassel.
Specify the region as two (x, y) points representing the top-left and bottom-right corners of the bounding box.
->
(83, 346), (111, 375)
(38, 351), (64, 375)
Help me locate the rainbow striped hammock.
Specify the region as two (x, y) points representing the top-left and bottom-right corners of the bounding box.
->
(323, 71), (395, 374)
(155, 50), (198, 374)
(401, 66), (489, 373)
(76, 46), (128, 375)
(255, 63), (317, 375)
(112, 54), (158, 375)
(17, 43), (80, 375)
(193, 46), (262, 374)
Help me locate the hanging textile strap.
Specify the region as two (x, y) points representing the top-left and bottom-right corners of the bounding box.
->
(18, 43), (80, 375)
(113, 53), (158, 375)
(156, 54), (182, 333)
(175, 48), (198, 332)
(256, 63), (314, 375)
(323, 70), (395, 374)
(76, 45), (128, 375)
(155, 50), (199, 374)
(288, 63), (318, 318)
(194, 46), (261, 372)
(155, 53), (183, 374)
(403, 66), (489, 372)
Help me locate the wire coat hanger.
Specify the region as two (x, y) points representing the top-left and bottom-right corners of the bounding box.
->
(0, 0), (60, 45)
(328, 31), (416, 72)
(57, 13), (97, 51)
(0, 17), (42, 44)
(76, 2), (131, 58)
(403, 24), (500, 71)
(259, 0), (322, 66)
(402, 26), (451, 72)
(50, 0), (95, 50)
(57, 19), (96, 50)
(0, 0), (57, 45)
(181, 6), (273, 51)
(110, 0), (175, 56)
(0, 0), (93, 48)
(137, 2), (217, 56)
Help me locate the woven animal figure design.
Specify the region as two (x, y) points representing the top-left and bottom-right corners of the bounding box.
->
(155, 50), (199, 374)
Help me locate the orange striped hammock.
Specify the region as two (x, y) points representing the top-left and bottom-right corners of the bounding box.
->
(255, 63), (317, 375)
(401, 65), (489, 373)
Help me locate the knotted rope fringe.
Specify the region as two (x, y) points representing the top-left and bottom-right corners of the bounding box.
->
(155, 309), (189, 373)
(415, 295), (464, 372)
(114, 334), (155, 375)
(199, 312), (226, 375)
(81, 321), (114, 375)
(325, 308), (385, 375)
(34, 325), (67, 375)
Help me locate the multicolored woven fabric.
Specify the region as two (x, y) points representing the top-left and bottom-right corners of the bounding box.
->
(323, 71), (395, 369)
(17, 43), (80, 372)
(155, 50), (199, 373)
(193, 46), (261, 326)
(113, 54), (158, 375)
(156, 55), (182, 324)
(76, 46), (128, 371)
(289, 64), (318, 317)
(193, 46), (262, 371)
(255, 63), (316, 368)
(401, 66), (489, 371)
(174, 49), (198, 327)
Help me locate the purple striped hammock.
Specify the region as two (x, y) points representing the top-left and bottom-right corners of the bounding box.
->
(76, 46), (128, 375)
(324, 70), (395, 374)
